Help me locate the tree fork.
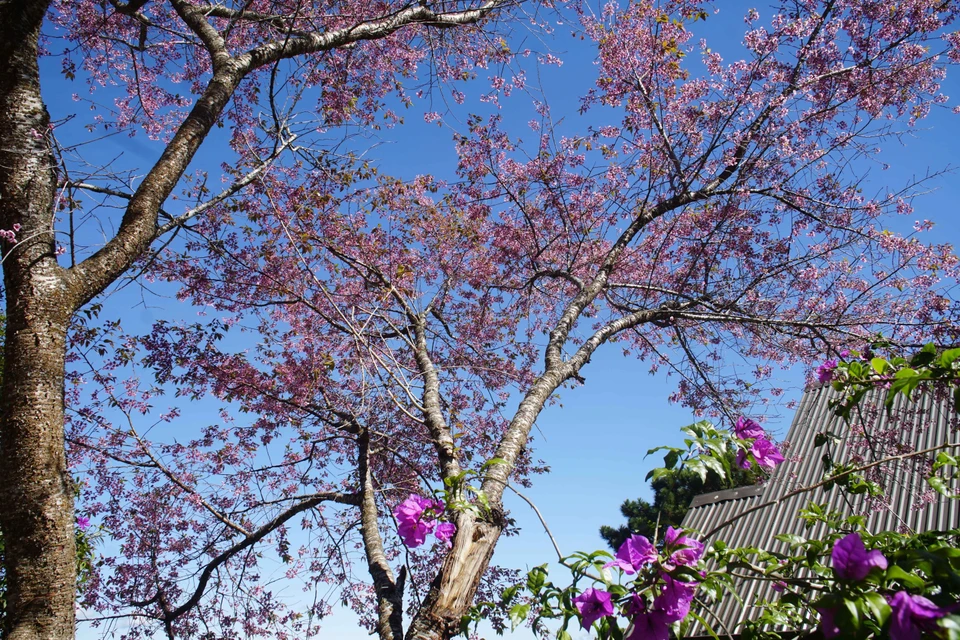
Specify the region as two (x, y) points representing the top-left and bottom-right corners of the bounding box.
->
(405, 511), (505, 640)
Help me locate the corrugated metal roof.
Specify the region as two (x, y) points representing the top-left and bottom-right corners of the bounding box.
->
(680, 385), (960, 638)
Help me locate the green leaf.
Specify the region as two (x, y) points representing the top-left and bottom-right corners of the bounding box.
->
(646, 467), (674, 482)
(862, 592), (890, 626)
(886, 565), (926, 590)
(933, 451), (959, 471)
(687, 459), (708, 483)
(687, 611), (721, 640)
(926, 475), (954, 498)
(871, 357), (889, 374)
(526, 565), (547, 594)
(774, 533), (806, 548)
(509, 603), (530, 631)
(910, 343), (937, 367)
(814, 431), (841, 448)
(481, 458), (507, 470)
(839, 597), (860, 632)
(939, 348), (960, 367)
(664, 449), (680, 470)
(701, 454), (725, 479)
(939, 614), (960, 640)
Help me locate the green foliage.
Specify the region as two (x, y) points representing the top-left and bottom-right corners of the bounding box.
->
(831, 342), (960, 419)
(478, 347), (960, 640)
(829, 342), (960, 498)
(600, 453), (756, 551)
(601, 421), (758, 551)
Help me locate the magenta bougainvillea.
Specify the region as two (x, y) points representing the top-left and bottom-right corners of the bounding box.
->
(393, 495), (455, 548)
(831, 533), (889, 581)
(572, 587), (615, 630)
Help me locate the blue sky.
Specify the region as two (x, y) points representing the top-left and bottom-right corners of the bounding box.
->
(43, 2), (960, 638)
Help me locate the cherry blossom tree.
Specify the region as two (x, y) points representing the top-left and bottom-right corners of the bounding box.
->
(62, 1), (960, 639)
(0, 0), (526, 638)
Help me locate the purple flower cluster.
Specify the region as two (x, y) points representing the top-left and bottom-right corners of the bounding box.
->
(578, 527), (703, 638)
(393, 494), (456, 548)
(662, 526), (704, 571)
(831, 532), (887, 581)
(888, 591), (955, 640)
(604, 534), (657, 575)
(819, 533), (953, 639)
(816, 359), (838, 383)
(623, 576), (697, 640)
(734, 417), (785, 471)
(573, 588), (614, 630)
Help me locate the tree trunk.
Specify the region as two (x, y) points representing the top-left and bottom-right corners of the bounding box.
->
(404, 514), (503, 640)
(0, 1), (77, 638)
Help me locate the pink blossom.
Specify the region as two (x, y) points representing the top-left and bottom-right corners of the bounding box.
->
(737, 437), (785, 470)
(653, 575), (696, 623)
(816, 359), (838, 383)
(817, 607), (841, 639)
(627, 610), (670, 640)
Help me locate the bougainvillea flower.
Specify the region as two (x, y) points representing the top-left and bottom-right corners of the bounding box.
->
(816, 607), (841, 639)
(816, 359), (838, 383)
(734, 416), (765, 439)
(394, 494), (438, 548)
(750, 437), (785, 469)
(737, 437), (785, 470)
(831, 533), (887, 581)
(626, 610), (670, 640)
(572, 588), (614, 630)
(663, 527), (703, 569)
(654, 575), (697, 623)
(888, 591), (954, 640)
(395, 494), (435, 521)
(434, 522), (456, 547)
(397, 516), (435, 548)
(605, 534), (657, 574)
(626, 593), (647, 616)
(735, 448), (748, 469)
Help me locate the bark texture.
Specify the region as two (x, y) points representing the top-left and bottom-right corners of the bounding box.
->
(0, 1), (77, 639)
(404, 513), (502, 640)
(359, 428), (405, 640)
